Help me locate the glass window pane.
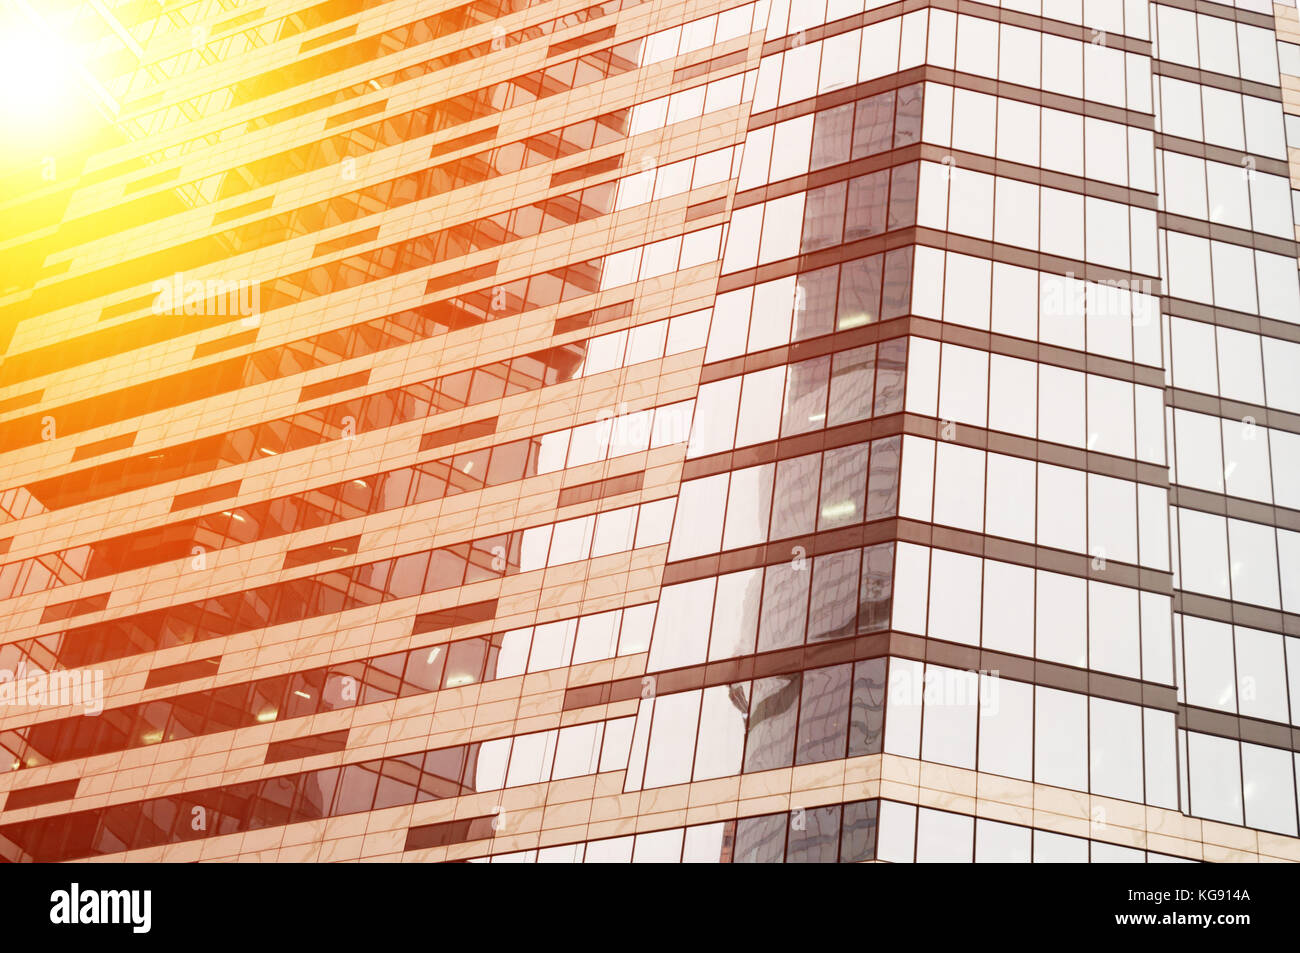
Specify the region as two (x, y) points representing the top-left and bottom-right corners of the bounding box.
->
(781, 356), (830, 437)
(852, 89), (895, 159)
(793, 265), (839, 341)
(809, 549), (861, 641)
(849, 658), (887, 756)
(769, 453), (819, 539)
(837, 255), (883, 330)
(733, 812), (787, 863)
(757, 562), (811, 652)
(743, 674), (801, 772)
(800, 180), (847, 252)
(858, 542), (894, 633)
(827, 344), (876, 425)
(845, 170), (888, 240)
(811, 103), (854, 170)
(795, 664), (852, 764)
(787, 804), (842, 863)
(893, 84), (924, 147)
(887, 163), (919, 229)
(866, 435), (901, 520)
(818, 443), (868, 530)
(840, 799), (878, 861)
(874, 337), (907, 412)
(881, 247), (913, 319)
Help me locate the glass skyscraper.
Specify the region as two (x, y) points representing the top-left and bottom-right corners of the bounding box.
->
(0, 0), (1298, 863)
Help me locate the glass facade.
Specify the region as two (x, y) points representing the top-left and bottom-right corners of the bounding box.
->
(0, 0), (1299, 863)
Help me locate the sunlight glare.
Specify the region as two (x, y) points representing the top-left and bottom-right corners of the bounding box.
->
(0, 4), (92, 135)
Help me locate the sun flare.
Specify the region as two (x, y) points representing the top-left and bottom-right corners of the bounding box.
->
(0, 0), (106, 144)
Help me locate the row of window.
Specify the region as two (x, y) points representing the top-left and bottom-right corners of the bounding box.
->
(24, 335), (580, 511)
(706, 251), (913, 361)
(33, 25), (647, 319)
(477, 798), (1197, 862)
(900, 435), (1171, 570)
(143, 0), (527, 116)
(875, 801), (1193, 863)
(751, 77), (1164, 203)
(735, 83), (922, 191)
(706, 245), (1163, 371)
(669, 437), (902, 561)
(634, 0), (758, 68)
(473, 799), (880, 863)
(593, 223), (726, 292)
(621, 654), (1181, 811)
(258, 174), (624, 314)
(1178, 614), (1300, 726)
(648, 543), (895, 671)
(1183, 729), (1300, 835)
(722, 163), (917, 273)
(235, 107), (630, 255)
(25, 253), (722, 513)
(0, 720), (637, 862)
(622, 60), (752, 137)
(24, 55), (753, 385)
(216, 38), (643, 202)
(625, 661), (887, 789)
(1170, 406), (1300, 509)
(729, 155), (1211, 285)
(15, 496), (679, 671)
(480, 795), (1196, 863)
(1, 387), (695, 602)
(681, 405), (1172, 576)
(884, 659), (1178, 808)
(911, 247), (1163, 367)
(752, 10), (1153, 117)
(1154, 0), (1274, 80)
(0, 600), (658, 773)
(916, 162), (1161, 278)
(15, 657), (1288, 860)
(906, 337), (1167, 465)
(1167, 316), (1300, 414)
(799, 164), (919, 253)
(889, 540), (1175, 682)
(1163, 229), (1300, 323)
(1159, 149), (1294, 240)
(614, 146), (739, 211)
(763, 0), (1152, 45)
(689, 336), (908, 458)
(106, 0), (392, 134)
(1172, 505), (1300, 612)
(2, 273), (552, 453)
(1157, 74), (1288, 160)
(922, 83), (1158, 195)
